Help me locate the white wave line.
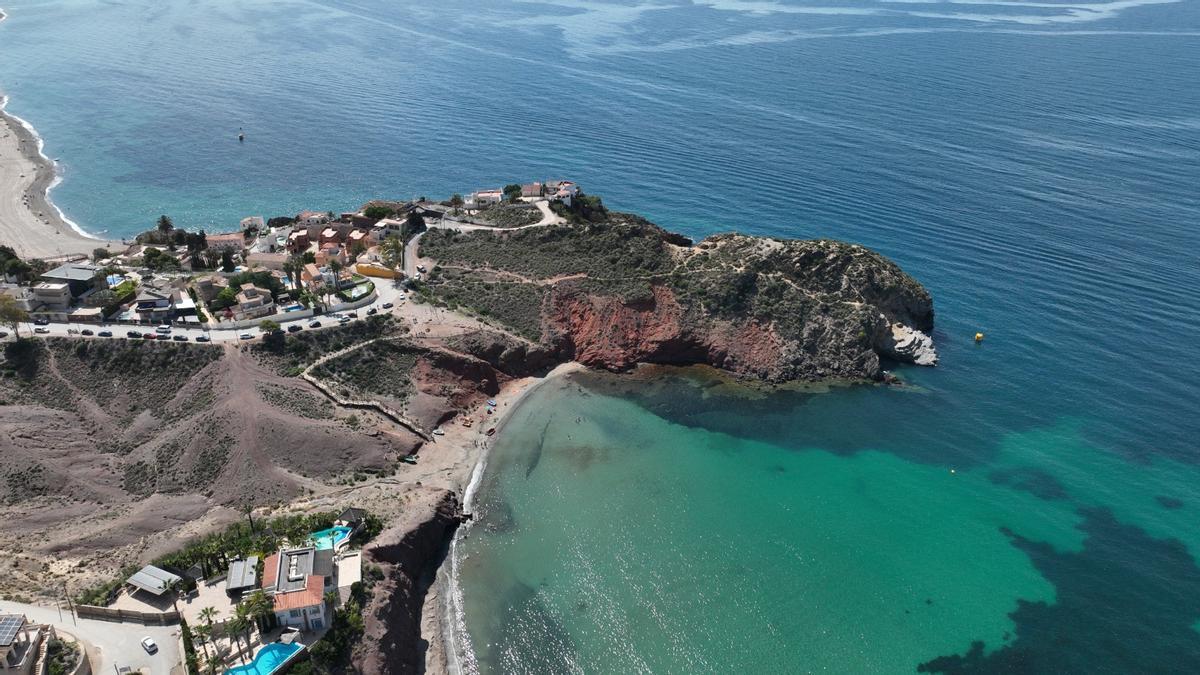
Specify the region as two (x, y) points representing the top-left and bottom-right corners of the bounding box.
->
(0, 95), (102, 242)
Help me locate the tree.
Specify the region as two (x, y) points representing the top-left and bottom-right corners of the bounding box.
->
(242, 590), (274, 631)
(259, 319), (280, 333)
(193, 622), (213, 667)
(328, 259), (343, 285)
(157, 215), (174, 233)
(350, 240), (367, 260)
(449, 193), (464, 215)
(220, 249), (236, 273)
(0, 294), (29, 339)
(225, 613), (250, 665)
(92, 247), (110, 262)
(363, 205), (393, 220)
(324, 590), (340, 616)
(503, 184), (522, 201)
(404, 209), (426, 237)
(379, 235), (404, 276)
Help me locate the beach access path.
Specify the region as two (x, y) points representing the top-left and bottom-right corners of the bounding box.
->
(0, 101), (117, 259)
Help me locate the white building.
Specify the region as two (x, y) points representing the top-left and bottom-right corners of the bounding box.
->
(261, 547), (334, 631)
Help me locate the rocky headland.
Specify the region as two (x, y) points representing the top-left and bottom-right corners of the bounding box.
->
(418, 214), (936, 383)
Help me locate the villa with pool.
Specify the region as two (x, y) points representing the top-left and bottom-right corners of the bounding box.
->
(261, 546), (335, 631)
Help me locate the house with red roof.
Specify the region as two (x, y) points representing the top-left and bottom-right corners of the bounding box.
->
(261, 546), (334, 630)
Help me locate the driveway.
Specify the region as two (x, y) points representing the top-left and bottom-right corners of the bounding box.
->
(0, 599), (181, 675)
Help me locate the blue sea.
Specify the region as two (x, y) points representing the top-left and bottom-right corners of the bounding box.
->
(3, 0), (1200, 671)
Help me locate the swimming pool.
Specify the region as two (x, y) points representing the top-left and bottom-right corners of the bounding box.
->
(309, 525), (352, 550)
(224, 642), (302, 675)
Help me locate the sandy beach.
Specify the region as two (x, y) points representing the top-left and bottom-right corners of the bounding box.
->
(0, 97), (116, 259)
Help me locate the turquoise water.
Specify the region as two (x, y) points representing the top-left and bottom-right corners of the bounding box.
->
(309, 526), (352, 551)
(223, 642), (301, 675)
(2, 0), (1200, 671)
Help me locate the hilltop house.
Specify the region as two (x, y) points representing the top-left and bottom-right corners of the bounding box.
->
(31, 283), (71, 312)
(297, 210), (331, 230)
(0, 614), (50, 675)
(521, 182), (543, 198)
(546, 180), (579, 207)
(40, 262), (99, 297)
(206, 232), (245, 253)
(134, 287), (177, 322)
(230, 283), (275, 320)
(466, 189), (503, 209)
(261, 547), (334, 631)
(195, 275), (229, 303)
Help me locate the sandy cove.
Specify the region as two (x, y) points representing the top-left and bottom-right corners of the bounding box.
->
(0, 98), (117, 258)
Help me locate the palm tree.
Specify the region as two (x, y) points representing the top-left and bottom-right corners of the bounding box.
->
(225, 613), (250, 665)
(449, 193), (464, 215)
(157, 214), (174, 233)
(379, 235), (404, 277)
(243, 590), (275, 632)
(328, 259), (344, 290)
(324, 590), (340, 617)
(194, 622), (214, 666)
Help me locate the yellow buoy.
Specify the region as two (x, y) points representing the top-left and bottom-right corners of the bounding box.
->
(974, 332), (984, 342)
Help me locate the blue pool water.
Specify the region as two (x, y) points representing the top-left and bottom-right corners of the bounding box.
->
(3, 0), (1199, 671)
(223, 642), (301, 675)
(309, 526), (351, 551)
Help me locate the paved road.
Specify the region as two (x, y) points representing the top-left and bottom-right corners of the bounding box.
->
(4, 277), (411, 344)
(0, 599), (181, 675)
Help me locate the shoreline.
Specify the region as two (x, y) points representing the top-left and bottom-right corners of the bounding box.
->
(0, 95), (116, 258)
(428, 361), (585, 675)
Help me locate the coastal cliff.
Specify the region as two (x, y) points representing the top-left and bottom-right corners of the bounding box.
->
(354, 489), (465, 675)
(419, 218), (936, 383)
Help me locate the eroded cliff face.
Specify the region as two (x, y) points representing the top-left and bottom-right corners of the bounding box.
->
(541, 235), (936, 382)
(420, 220), (937, 383)
(354, 489), (465, 675)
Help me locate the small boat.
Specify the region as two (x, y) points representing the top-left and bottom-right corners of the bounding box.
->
(486, 428), (496, 437)
(486, 399), (497, 407)
(400, 455), (417, 464)
(238, 127), (245, 142)
(432, 428), (445, 436)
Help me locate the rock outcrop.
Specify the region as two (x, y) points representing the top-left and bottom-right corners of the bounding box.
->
(354, 489), (465, 675)
(421, 220), (936, 383)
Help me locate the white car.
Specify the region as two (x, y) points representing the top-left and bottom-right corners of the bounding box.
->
(239, 333), (254, 340)
(140, 637), (158, 654)
(155, 325), (171, 334)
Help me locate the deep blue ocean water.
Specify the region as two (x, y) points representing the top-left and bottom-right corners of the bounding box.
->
(3, 0), (1200, 671)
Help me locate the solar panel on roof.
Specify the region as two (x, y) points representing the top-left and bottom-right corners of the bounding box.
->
(0, 615), (25, 647)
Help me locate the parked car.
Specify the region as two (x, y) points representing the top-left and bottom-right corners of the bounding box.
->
(338, 316), (350, 324)
(195, 335), (211, 343)
(288, 324), (302, 333)
(141, 333), (156, 340)
(97, 330), (113, 337)
(141, 637), (158, 654)
(308, 321), (322, 328)
(381, 302), (393, 309)
(347, 311), (358, 318)
(126, 331), (141, 339)
(239, 333), (253, 340)
(80, 329), (94, 336)
(366, 308), (378, 315)
(155, 325), (171, 334)
(34, 327), (49, 334)
(0, 331), (8, 338)
(173, 335), (188, 342)
(33, 318), (49, 326)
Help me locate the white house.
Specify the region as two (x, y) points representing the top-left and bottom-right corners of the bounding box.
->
(262, 547), (334, 631)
